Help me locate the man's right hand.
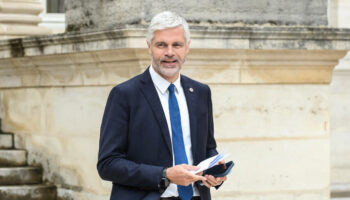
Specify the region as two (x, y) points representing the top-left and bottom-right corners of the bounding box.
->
(166, 164), (207, 186)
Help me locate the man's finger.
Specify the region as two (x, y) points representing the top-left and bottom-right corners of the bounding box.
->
(218, 160), (225, 165)
(193, 174), (207, 182)
(206, 175), (218, 186)
(183, 165), (200, 171)
(215, 177), (224, 182)
(202, 180), (212, 188)
(216, 176), (227, 182)
(196, 171), (203, 176)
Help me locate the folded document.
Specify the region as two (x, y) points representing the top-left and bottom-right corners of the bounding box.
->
(192, 152), (227, 174)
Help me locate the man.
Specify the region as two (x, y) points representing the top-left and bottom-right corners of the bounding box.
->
(97, 11), (227, 200)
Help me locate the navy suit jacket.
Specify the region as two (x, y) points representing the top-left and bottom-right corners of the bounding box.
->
(97, 67), (218, 200)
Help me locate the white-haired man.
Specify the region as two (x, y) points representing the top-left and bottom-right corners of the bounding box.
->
(98, 11), (227, 200)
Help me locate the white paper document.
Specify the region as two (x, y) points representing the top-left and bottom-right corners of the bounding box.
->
(192, 152), (226, 174)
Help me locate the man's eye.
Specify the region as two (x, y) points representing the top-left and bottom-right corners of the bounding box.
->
(157, 43), (166, 48)
(173, 43), (183, 48)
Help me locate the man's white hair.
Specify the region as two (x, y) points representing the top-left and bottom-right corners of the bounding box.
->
(147, 11), (190, 44)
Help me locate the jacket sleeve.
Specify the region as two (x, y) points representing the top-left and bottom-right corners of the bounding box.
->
(97, 86), (163, 190)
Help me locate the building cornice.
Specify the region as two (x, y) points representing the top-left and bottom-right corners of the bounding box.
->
(1, 26), (350, 58)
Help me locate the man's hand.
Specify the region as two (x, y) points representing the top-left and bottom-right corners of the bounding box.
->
(201, 174), (227, 188)
(166, 164), (207, 186)
(201, 160), (227, 188)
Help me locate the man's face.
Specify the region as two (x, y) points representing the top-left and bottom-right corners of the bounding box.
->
(147, 26), (190, 82)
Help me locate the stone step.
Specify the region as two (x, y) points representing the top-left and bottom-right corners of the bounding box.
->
(0, 167), (42, 185)
(0, 150), (27, 166)
(0, 134), (13, 149)
(332, 184), (350, 199)
(0, 184), (57, 200)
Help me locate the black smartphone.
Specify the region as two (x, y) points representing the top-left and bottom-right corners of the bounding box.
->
(202, 161), (234, 177)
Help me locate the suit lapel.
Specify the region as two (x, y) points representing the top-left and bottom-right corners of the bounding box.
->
(139, 68), (173, 155)
(181, 75), (199, 164)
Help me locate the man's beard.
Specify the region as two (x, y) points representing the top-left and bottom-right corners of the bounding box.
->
(152, 56), (185, 78)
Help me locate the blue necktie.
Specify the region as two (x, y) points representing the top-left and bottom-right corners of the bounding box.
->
(168, 84), (193, 200)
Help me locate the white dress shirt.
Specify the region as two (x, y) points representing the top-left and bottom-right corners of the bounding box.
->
(149, 66), (200, 197)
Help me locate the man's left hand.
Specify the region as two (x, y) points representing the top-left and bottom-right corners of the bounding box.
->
(201, 160), (227, 188)
(201, 174), (227, 188)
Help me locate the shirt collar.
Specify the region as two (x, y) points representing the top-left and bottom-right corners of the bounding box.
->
(149, 65), (181, 94)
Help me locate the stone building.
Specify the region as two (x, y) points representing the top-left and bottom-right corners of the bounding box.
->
(329, 0), (350, 198)
(0, 0), (350, 200)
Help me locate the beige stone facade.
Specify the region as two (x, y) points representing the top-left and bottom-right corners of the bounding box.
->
(328, 0), (350, 197)
(0, 27), (349, 199)
(331, 52), (350, 187)
(0, 1), (350, 200)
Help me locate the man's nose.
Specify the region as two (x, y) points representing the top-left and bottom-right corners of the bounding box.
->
(165, 46), (175, 56)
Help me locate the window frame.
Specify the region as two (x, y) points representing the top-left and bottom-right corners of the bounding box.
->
(39, 0), (66, 33)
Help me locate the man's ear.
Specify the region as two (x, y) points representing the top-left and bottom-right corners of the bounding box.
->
(147, 41), (152, 54)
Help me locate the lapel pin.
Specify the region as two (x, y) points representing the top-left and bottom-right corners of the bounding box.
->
(189, 87), (194, 93)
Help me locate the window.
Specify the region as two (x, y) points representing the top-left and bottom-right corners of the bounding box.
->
(47, 0), (65, 13)
(39, 0), (65, 33)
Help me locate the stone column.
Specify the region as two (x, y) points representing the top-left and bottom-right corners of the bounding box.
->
(331, 53), (350, 197)
(0, 0), (51, 39)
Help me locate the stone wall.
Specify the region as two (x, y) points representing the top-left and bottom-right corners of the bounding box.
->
(0, 27), (348, 199)
(65, 0), (328, 32)
(331, 53), (350, 187)
(329, 0), (350, 28)
(0, 0), (349, 199)
(328, 0), (350, 194)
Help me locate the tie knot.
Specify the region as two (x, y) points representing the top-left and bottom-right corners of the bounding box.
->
(168, 84), (175, 94)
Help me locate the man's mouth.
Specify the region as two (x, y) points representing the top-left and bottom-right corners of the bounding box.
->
(161, 60), (177, 64)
